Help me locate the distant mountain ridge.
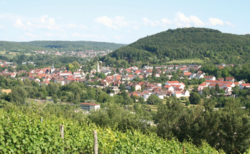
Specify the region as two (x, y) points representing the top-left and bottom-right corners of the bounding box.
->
(104, 28), (250, 65)
(0, 41), (125, 52)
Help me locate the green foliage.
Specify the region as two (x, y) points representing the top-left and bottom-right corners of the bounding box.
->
(147, 95), (162, 105)
(157, 97), (250, 153)
(0, 104), (220, 153)
(189, 92), (201, 104)
(11, 86), (28, 104)
(0, 41), (125, 52)
(104, 28), (250, 65)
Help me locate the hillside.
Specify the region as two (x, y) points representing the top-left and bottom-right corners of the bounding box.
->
(0, 41), (125, 52)
(0, 108), (220, 153)
(103, 28), (250, 66)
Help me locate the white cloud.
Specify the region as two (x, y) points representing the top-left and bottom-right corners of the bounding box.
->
(48, 18), (55, 25)
(190, 16), (205, 26)
(14, 19), (31, 30)
(95, 16), (128, 29)
(44, 33), (53, 37)
(72, 33), (102, 39)
(143, 12), (205, 28)
(40, 15), (48, 23)
(143, 17), (172, 27)
(143, 18), (159, 26)
(133, 26), (139, 29)
(161, 18), (173, 25)
(209, 18), (224, 26)
(25, 32), (37, 38)
(225, 21), (235, 27)
(66, 24), (87, 29)
(12, 15), (63, 31)
(174, 12), (204, 27)
(0, 25), (4, 30)
(175, 12), (190, 27)
(73, 32), (82, 37)
(114, 36), (121, 39)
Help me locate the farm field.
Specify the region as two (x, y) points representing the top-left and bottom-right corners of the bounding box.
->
(166, 58), (204, 64)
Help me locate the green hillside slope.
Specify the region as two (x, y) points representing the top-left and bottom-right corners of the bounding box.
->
(104, 28), (250, 65)
(0, 108), (220, 153)
(0, 41), (125, 52)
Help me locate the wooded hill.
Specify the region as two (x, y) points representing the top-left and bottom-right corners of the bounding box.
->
(0, 41), (125, 52)
(102, 28), (250, 66)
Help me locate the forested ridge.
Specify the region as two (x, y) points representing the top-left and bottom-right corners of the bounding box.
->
(104, 28), (250, 65)
(0, 41), (125, 52)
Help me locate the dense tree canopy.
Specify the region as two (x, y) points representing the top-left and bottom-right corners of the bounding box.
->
(0, 41), (125, 52)
(102, 28), (250, 65)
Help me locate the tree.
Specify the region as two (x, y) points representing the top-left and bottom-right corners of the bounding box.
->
(189, 92), (201, 104)
(215, 83), (220, 92)
(47, 83), (59, 95)
(216, 99), (250, 153)
(52, 94), (58, 103)
(11, 86), (28, 104)
(156, 97), (186, 139)
(119, 84), (126, 91)
(232, 85), (240, 95)
(66, 63), (75, 72)
(97, 92), (110, 103)
(131, 86), (135, 92)
(147, 95), (162, 105)
(72, 61), (80, 70)
(86, 74), (90, 80)
(75, 93), (80, 104)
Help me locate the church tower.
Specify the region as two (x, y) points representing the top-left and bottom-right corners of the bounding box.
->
(51, 63), (55, 73)
(97, 61), (100, 73)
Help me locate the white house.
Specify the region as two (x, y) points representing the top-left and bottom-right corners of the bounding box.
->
(142, 92), (152, 101)
(173, 90), (190, 98)
(74, 72), (82, 78)
(188, 73), (196, 80)
(80, 103), (100, 111)
(173, 91), (182, 98)
(59, 72), (72, 76)
(164, 85), (175, 92)
(204, 76), (216, 81)
(156, 92), (165, 99)
(225, 77), (235, 82)
(195, 74), (205, 79)
(182, 90), (190, 97)
(10, 73), (16, 78)
(112, 86), (120, 94)
(143, 66), (153, 70)
(240, 83), (250, 89)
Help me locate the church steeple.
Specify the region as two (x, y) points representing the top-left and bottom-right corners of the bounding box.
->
(51, 63), (55, 73)
(97, 61), (100, 73)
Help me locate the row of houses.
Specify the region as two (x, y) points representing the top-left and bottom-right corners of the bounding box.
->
(129, 81), (190, 101)
(198, 77), (247, 95)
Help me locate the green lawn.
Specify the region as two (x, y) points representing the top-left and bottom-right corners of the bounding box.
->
(0, 51), (6, 54)
(167, 58), (204, 64)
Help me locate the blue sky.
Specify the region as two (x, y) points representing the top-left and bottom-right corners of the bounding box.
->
(0, 0), (249, 44)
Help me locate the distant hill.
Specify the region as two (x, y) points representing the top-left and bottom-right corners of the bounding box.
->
(102, 28), (250, 66)
(0, 41), (125, 52)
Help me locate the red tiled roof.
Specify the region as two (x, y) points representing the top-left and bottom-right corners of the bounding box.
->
(167, 81), (179, 84)
(226, 77), (235, 80)
(199, 82), (207, 86)
(204, 76), (215, 78)
(80, 103), (100, 106)
(183, 72), (192, 76)
(242, 84), (250, 87)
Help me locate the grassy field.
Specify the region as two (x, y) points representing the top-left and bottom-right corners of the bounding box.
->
(0, 51), (6, 54)
(167, 58), (204, 64)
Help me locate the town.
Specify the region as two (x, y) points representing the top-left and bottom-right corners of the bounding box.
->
(0, 59), (248, 105)
(35, 49), (111, 58)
